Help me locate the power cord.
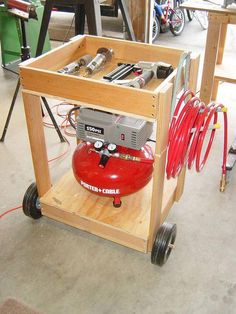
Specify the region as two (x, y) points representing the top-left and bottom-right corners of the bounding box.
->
(1, 102), (77, 219)
(0, 205), (22, 219)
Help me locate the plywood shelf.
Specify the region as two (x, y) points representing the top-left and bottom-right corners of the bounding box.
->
(40, 170), (177, 252)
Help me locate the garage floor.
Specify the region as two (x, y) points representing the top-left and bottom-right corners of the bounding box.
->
(1, 13), (236, 314)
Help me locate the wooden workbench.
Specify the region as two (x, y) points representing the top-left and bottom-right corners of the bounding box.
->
(181, 0), (236, 104)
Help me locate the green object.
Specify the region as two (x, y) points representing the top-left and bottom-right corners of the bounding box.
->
(0, 0), (51, 67)
(0, 5), (21, 65)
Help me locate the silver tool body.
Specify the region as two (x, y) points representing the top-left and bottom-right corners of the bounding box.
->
(85, 47), (114, 75)
(58, 54), (92, 74)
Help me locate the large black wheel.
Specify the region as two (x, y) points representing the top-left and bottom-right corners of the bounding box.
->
(22, 183), (42, 219)
(169, 8), (185, 36)
(151, 222), (177, 266)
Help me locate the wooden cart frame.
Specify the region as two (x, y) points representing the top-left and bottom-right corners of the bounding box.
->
(20, 35), (199, 254)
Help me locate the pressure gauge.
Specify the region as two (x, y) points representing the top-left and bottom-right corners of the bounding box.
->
(107, 143), (117, 154)
(94, 141), (104, 151)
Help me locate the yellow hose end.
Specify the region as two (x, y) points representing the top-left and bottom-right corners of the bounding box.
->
(221, 107), (228, 113)
(214, 123), (221, 129)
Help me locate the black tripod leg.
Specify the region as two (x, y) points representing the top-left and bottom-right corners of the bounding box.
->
(118, 0), (136, 41)
(41, 97), (65, 142)
(36, 0), (54, 57)
(84, 0), (102, 36)
(75, 4), (85, 35)
(0, 78), (21, 142)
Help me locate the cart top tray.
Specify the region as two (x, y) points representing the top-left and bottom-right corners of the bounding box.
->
(20, 35), (189, 120)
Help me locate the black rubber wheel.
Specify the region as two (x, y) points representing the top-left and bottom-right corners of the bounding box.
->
(151, 222), (177, 266)
(22, 183), (42, 219)
(169, 8), (185, 36)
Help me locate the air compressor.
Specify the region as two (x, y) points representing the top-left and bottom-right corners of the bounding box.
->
(72, 108), (154, 207)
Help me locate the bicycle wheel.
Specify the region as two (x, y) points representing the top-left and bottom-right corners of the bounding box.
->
(195, 10), (208, 30)
(169, 8), (185, 36)
(152, 16), (161, 42)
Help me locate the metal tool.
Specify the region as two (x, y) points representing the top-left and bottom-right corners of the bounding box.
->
(137, 61), (174, 79)
(58, 54), (92, 74)
(85, 47), (114, 75)
(7, 0), (37, 20)
(118, 70), (154, 89)
(112, 61), (173, 88)
(103, 63), (135, 81)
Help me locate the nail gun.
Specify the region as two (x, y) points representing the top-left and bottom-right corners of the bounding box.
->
(103, 61), (174, 89)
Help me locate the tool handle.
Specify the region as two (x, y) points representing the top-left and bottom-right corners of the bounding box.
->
(156, 64), (174, 79)
(129, 70), (154, 88)
(103, 64), (134, 81)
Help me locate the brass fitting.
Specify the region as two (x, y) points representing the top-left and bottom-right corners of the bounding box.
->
(221, 107), (228, 113)
(220, 174), (226, 192)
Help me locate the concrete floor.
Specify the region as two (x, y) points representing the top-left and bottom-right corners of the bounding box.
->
(1, 13), (236, 314)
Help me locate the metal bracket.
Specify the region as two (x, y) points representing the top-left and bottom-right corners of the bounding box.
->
(226, 138), (236, 171)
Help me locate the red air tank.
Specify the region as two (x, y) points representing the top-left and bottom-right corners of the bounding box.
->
(72, 142), (154, 207)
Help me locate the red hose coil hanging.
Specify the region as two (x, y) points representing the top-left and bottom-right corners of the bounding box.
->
(166, 90), (228, 180)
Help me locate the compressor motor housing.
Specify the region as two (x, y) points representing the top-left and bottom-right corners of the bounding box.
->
(76, 107), (153, 150)
(72, 108), (154, 207)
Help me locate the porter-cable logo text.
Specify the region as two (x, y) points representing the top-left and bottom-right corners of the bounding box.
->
(80, 180), (120, 195)
(85, 124), (104, 135)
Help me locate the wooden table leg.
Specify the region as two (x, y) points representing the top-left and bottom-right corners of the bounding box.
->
(22, 92), (51, 197)
(212, 78), (220, 101)
(212, 23), (227, 101)
(148, 83), (173, 251)
(200, 14), (222, 104)
(217, 23), (227, 65)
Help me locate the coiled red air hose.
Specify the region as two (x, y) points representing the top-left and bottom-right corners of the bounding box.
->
(166, 90), (228, 184)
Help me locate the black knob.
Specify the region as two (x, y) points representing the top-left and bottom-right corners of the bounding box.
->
(94, 141), (104, 151)
(156, 65), (174, 79)
(107, 143), (117, 154)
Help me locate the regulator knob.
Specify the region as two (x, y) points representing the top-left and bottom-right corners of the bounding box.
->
(107, 143), (117, 154)
(94, 141), (104, 151)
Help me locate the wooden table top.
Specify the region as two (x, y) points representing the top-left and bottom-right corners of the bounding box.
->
(180, 0), (236, 14)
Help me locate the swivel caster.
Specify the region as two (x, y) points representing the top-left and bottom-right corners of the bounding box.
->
(151, 222), (177, 266)
(22, 183), (42, 219)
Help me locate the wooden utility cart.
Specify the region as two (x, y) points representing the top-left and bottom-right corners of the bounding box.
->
(20, 35), (199, 266)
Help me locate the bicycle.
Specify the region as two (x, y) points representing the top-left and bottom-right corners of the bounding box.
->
(186, 9), (208, 30)
(152, 0), (185, 42)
